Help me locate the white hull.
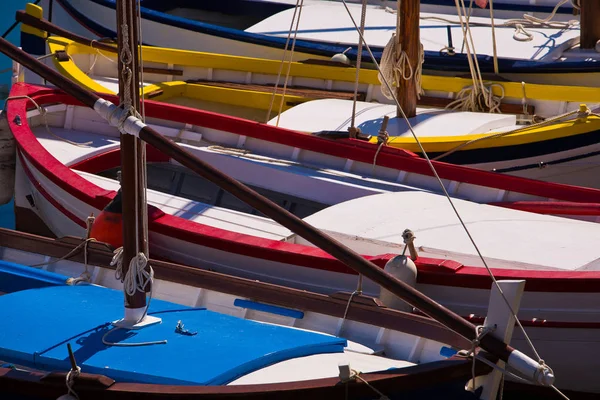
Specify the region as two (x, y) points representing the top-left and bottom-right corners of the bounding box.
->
(2, 223), (599, 393)
(40, 0), (600, 86)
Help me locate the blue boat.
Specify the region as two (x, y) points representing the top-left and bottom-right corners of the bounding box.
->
(0, 229), (494, 400)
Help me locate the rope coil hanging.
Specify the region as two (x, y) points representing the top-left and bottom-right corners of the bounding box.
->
(378, 35), (424, 101)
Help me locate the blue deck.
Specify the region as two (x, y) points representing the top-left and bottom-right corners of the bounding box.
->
(0, 283), (346, 385)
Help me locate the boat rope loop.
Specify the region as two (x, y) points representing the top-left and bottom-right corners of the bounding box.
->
(371, 115), (390, 173)
(446, 82), (505, 113)
(67, 214), (96, 285)
(87, 39), (117, 75)
(452, 0), (501, 113)
(458, 324), (495, 392)
(103, 247), (167, 348)
(30, 215), (97, 286)
(337, 0), (557, 386)
(5, 95), (92, 146)
(341, 367), (390, 400)
(433, 105), (598, 161)
(60, 366), (81, 400)
(378, 35), (424, 101)
(504, 0), (579, 42)
(111, 247), (153, 298)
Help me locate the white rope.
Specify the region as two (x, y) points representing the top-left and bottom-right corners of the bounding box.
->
(64, 366), (81, 400)
(5, 95), (92, 147)
(421, 0), (579, 44)
(265, 0), (303, 123)
(447, 1), (504, 113)
(446, 82), (504, 113)
(102, 247), (166, 347)
(273, 0), (305, 127)
(111, 247), (153, 299)
(378, 36), (424, 101)
(458, 324), (495, 392)
(86, 39), (117, 75)
(340, 368), (390, 400)
(338, 0), (556, 387)
(350, 0), (368, 130)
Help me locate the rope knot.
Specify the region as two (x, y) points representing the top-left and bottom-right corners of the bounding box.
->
(348, 126), (361, 139)
(401, 229), (416, 245)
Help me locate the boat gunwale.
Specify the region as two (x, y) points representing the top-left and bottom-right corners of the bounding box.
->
(9, 83), (600, 292)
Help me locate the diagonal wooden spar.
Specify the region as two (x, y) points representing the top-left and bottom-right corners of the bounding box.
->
(0, 36), (553, 385)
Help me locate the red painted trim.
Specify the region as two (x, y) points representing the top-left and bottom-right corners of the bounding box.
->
(8, 83), (600, 294)
(18, 150), (87, 228)
(489, 201), (600, 216)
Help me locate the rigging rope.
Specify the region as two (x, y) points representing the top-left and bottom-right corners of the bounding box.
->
(273, 0), (305, 127)
(337, 2), (568, 396)
(433, 105), (599, 161)
(350, 0), (368, 133)
(266, 0), (304, 124)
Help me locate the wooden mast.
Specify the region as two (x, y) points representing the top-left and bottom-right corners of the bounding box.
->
(397, 0), (419, 118)
(116, 0), (150, 320)
(580, 0), (600, 50)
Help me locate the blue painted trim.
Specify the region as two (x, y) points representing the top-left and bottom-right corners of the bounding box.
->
(440, 346), (458, 358)
(55, 0), (600, 74)
(0, 260), (67, 293)
(234, 299), (304, 319)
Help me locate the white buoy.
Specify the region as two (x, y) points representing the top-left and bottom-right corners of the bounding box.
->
(0, 111), (15, 205)
(379, 255), (417, 312)
(331, 46), (352, 65)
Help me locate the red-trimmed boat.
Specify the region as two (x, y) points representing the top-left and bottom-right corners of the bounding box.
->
(5, 82), (600, 393)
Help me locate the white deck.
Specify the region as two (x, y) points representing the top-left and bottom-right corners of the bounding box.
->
(304, 191), (600, 271)
(229, 351), (414, 385)
(270, 99), (518, 136)
(246, 2), (585, 62)
(31, 112), (600, 273)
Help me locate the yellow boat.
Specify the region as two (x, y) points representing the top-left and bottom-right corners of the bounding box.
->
(17, 3), (600, 188)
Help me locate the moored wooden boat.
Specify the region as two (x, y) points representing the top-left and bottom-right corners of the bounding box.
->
(0, 18), (560, 396)
(4, 82), (600, 394)
(36, 0), (600, 86)
(0, 22), (586, 395)
(2, 227), (574, 399)
(0, 250), (483, 399)
(16, 8), (600, 188)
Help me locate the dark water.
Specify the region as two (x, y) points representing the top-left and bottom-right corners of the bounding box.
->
(0, 1), (30, 229)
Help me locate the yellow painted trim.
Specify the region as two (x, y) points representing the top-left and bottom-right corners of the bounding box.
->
(46, 36), (600, 153)
(378, 117), (600, 153)
(48, 40), (115, 94)
(47, 36), (600, 104)
(21, 3), (47, 38)
(184, 84), (308, 111)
